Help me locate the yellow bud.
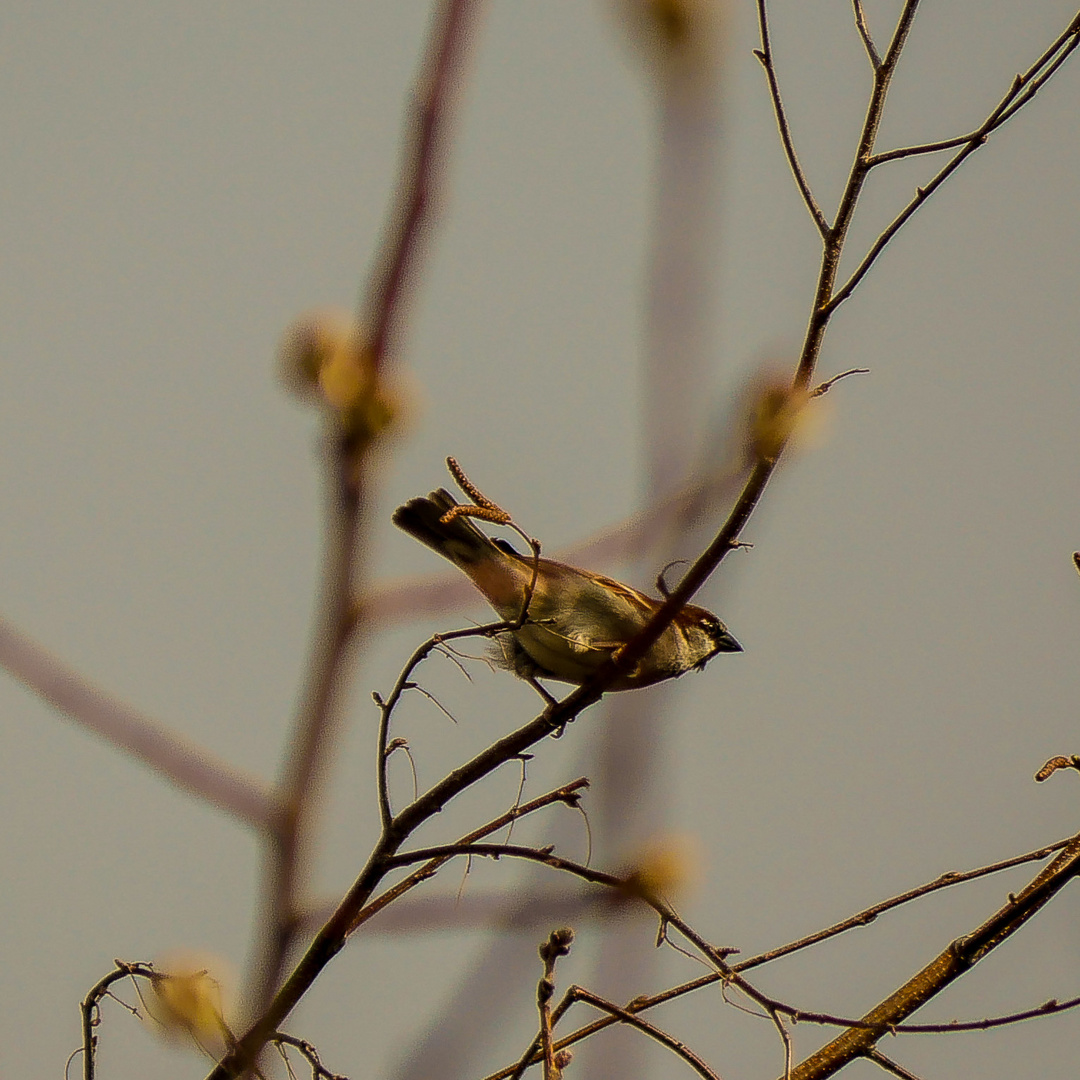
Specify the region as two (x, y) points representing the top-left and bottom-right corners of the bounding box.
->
(622, 833), (701, 901)
(278, 308), (407, 443)
(745, 370), (829, 463)
(618, 0), (725, 79)
(146, 951), (233, 1050)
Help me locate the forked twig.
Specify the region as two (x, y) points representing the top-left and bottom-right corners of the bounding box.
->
(481, 833), (1070, 1079)
(829, 12), (1080, 312)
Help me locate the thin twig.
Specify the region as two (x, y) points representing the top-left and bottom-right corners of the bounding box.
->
(511, 985), (722, 1080)
(852, 0), (882, 70)
(272, 1033), (348, 1080)
(347, 779), (588, 935)
(572, 988), (722, 1080)
(863, 1050), (923, 1080)
(810, 368), (869, 398)
(376, 618), (529, 826)
(768, 1004), (793, 1080)
(830, 11), (1080, 312)
(793, 0), (921, 391)
(381, 842), (623, 890)
(735, 836), (1068, 971)
(81, 962), (157, 1080)
(753, 0), (830, 237)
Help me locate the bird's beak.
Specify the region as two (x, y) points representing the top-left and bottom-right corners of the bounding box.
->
(713, 629), (742, 654)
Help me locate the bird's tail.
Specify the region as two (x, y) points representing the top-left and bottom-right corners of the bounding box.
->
(392, 488), (502, 569)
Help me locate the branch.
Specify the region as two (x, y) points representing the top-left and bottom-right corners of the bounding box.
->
(382, 842), (622, 892)
(0, 616), (276, 830)
(852, 1), (882, 71)
(786, 831), (1080, 1078)
(245, 0), (483, 1026)
(864, 1050), (923, 1080)
(480, 832), (1071, 1079)
(272, 1033), (348, 1080)
(753, 0), (830, 237)
(830, 10), (1080, 311)
(735, 836), (1068, 971)
(81, 962), (157, 1080)
(567, 987), (721, 1080)
(362, 0), (475, 367)
(347, 779), (589, 934)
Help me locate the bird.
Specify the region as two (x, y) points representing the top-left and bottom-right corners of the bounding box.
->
(393, 488), (741, 693)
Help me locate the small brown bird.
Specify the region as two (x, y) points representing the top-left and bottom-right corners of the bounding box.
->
(393, 489), (741, 692)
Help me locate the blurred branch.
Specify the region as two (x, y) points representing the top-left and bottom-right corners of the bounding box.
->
(245, 0), (483, 1027)
(362, 0), (477, 366)
(0, 616), (275, 830)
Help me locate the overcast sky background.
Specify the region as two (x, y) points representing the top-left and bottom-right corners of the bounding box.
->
(2, 2), (1080, 1078)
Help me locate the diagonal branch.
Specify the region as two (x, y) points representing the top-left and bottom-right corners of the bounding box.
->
(786, 831), (1080, 1079)
(0, 616), (276, 830)
(852, 0), (882, 71)
(753, 0), (830, 237)
(829, 10), (1080, 312)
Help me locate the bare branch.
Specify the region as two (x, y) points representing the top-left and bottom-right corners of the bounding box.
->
(81, 962), (159, 1080)
(852, 0), (882, 71)
(753, 0), (830, 237)
(810, 368), (869, 398)
(568, 987), (722, 1080)
(864, 1050), (923, 1080)
(382, 843), (623, 892)
(831, 11), (1080, 312)
(245, 0), (483, 1028)
(785, 832), (1080, 1078)
(272, 1033), (349, 1080)
(0, 616), (276, 830)
(736, 836), (1068, 971)
(347, 778), (589, 935)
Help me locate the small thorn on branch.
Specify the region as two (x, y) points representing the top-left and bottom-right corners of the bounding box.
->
(811, 367), (870, 397)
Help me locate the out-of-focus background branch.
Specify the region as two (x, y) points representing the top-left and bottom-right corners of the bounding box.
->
(1, 2), (1079, 1078)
